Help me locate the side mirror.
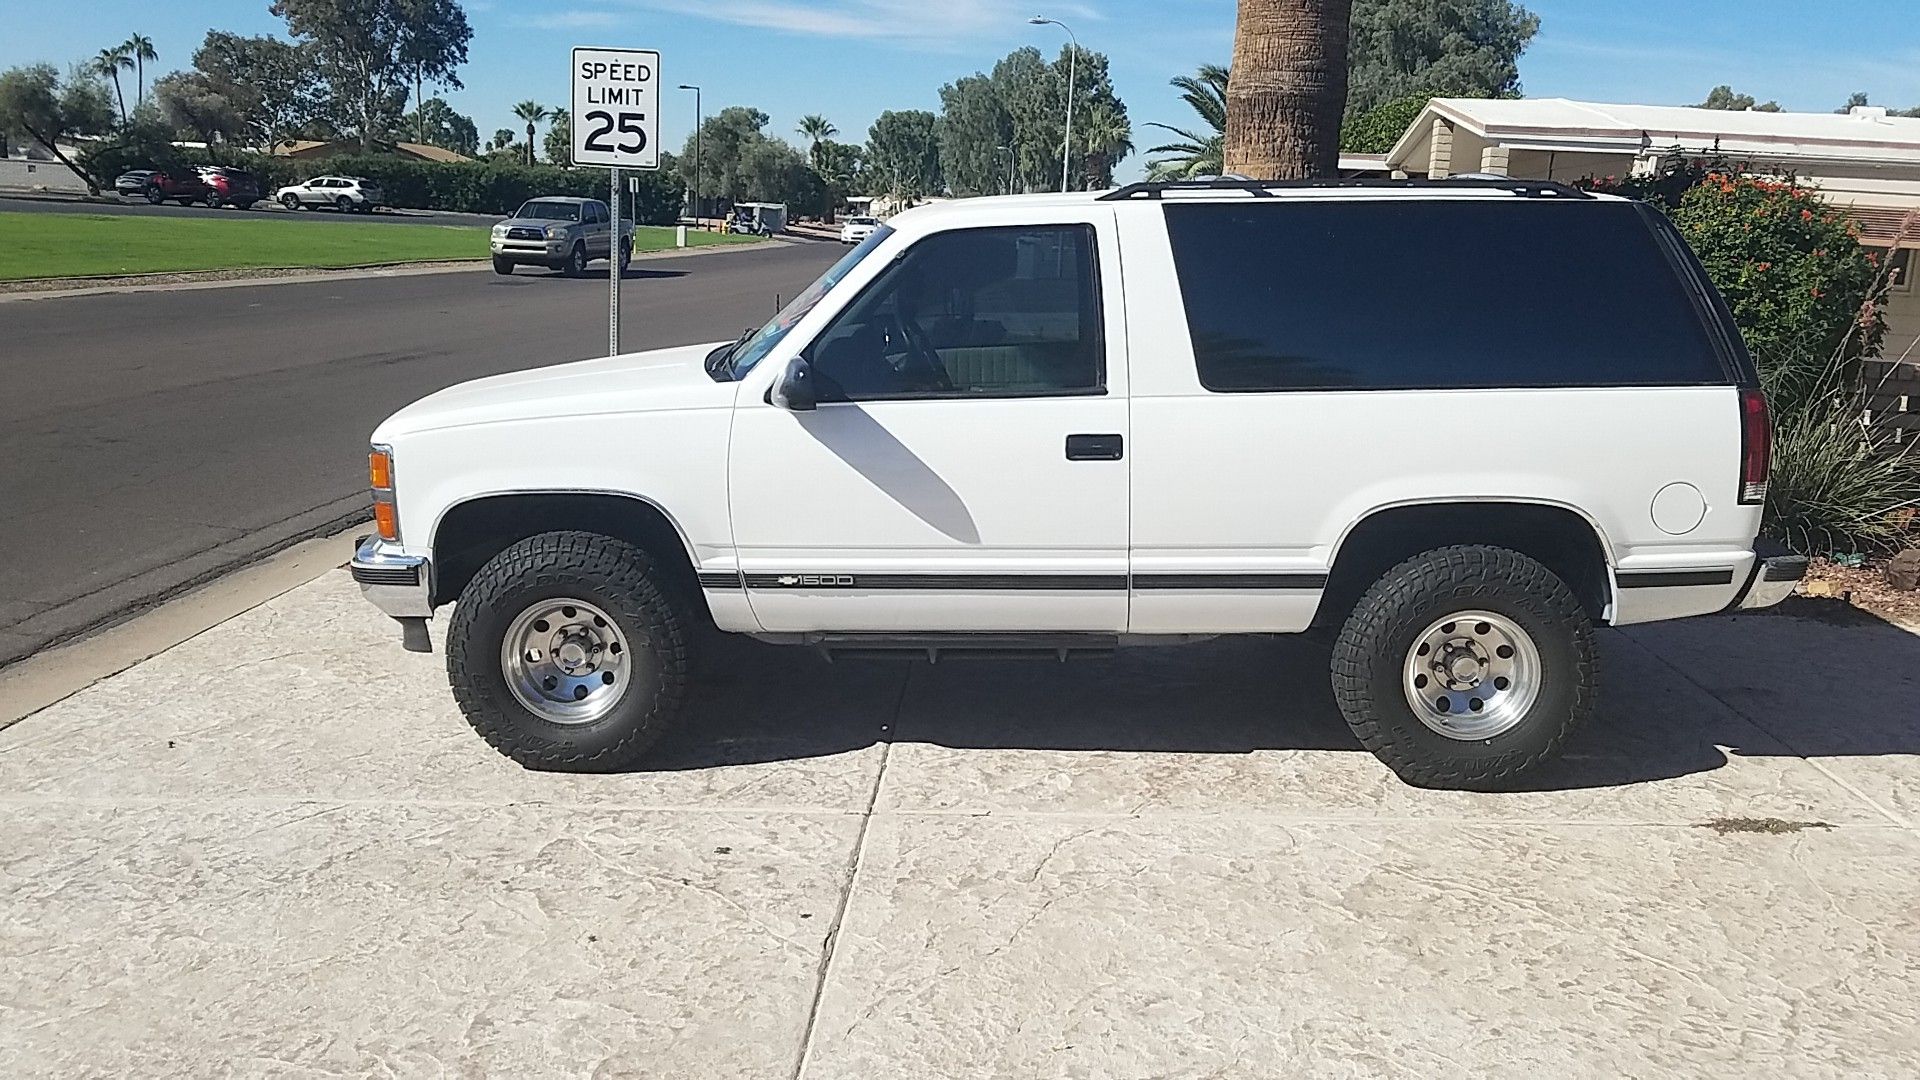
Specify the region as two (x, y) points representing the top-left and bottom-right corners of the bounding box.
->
(769, 356), (817, 412)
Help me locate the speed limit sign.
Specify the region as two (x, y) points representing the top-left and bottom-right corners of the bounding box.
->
(571, 47), (661, 169)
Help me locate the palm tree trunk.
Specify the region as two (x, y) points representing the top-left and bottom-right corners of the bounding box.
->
(110, 74), (126, 124)
(1223, 0), (1353, 179)
(135, 57), (144, 107)
(526, 124), (535, 165)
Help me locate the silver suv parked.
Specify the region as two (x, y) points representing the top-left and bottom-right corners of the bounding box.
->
(491, 197), (635, 277)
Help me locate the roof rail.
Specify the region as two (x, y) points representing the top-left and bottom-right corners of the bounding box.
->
(1097, 177), (1592, 201)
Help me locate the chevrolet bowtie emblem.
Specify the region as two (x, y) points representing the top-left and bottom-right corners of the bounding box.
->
(778, 575), (801, 586)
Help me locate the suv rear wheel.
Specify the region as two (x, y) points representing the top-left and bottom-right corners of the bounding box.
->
(335, 195), (354, 212)
(1331, 545), (1595, 790)
(447, 531), (691, 772)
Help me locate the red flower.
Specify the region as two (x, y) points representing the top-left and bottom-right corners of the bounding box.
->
(1801, 209), (1814, 222)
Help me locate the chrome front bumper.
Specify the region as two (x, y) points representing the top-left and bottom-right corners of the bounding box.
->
(350, 535), (432, 619)
(1734, 552), (1809, 610)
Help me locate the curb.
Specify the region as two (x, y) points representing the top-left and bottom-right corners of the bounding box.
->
(0, 238), (786, 302)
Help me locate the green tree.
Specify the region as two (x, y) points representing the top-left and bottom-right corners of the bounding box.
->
(270, 0), (472, 151)
(813, 138), (863, 218)
(1145, 63), (1227, 179)
(489, 127), (513, 151)
(1344, 0), (1539, 117)
(1075, 99), (1132, 189)
(92, 47), (132, 123)
(193, 32), (320, 152)
(152, 70), (245, 152)
(678, 105), (770, 206)
(937, 72), (1013, 195)
(1698, 85), (1781, 112)
(796, 113), (836, 168)
(0, 63), (114, 191)
(511, 99), (548, 165)
(936, 45), (1125, 195)
(866, 109), (942, 200)
(1340, 93), (1427, 152)
(543, 107), (570, 165)
(408, 95), (478, 156)
(123, 33), (158, 107)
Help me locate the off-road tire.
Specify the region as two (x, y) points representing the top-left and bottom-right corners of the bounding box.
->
(491, 256), (514, 275)
(1331, 545), (1595, 790)
(447, 531), (690, 772)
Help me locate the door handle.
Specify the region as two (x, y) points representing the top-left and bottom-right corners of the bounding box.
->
(1065, 433), (1124, 461)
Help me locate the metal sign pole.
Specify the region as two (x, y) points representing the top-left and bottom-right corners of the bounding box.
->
(608, 165), (622, 357)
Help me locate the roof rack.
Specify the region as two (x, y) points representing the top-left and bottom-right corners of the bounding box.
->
(1097, 177), (1592, 201)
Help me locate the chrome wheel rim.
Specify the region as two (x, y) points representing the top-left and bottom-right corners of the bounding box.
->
(1401, 609), (1540, 741)
(500, 597), (639, 724)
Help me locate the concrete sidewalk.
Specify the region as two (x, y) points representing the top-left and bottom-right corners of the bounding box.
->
(2, 570), (1917, 1077)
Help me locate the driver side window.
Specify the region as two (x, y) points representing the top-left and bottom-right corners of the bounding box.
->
(808, 224), (1102, 401)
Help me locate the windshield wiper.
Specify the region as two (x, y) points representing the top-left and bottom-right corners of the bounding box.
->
(704, 327), (755, 381)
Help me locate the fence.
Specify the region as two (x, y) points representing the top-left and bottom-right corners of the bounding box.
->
(1863, 359), (1920, 442)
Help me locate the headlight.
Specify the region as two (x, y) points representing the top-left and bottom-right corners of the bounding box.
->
(369, 445), (398, 542)
(545, 224), (566, 239)
(491, 224), (507, 236)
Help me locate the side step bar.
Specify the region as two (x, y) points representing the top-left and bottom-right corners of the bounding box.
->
(745, 632), (1217, 664)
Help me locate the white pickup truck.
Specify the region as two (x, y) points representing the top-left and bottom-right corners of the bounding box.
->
(352, 178), (1804, 789)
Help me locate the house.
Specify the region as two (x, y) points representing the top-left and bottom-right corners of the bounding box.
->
(1385, 98), (1920, 362)
(270, 139), (473, 164)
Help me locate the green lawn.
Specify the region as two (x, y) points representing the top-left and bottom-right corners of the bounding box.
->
(0, 212), (756, 281)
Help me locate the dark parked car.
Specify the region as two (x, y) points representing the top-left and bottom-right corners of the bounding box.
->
(113, 170), (155, 197)
(196, 166), (262, 209)
(143, 169), (211, 205)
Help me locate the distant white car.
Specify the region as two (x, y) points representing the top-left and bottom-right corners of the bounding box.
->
(276, 175), (385, 212)
(839, 215), (880, 244)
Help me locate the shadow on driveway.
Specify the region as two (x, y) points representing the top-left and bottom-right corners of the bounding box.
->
(633, 607), (1920, 793)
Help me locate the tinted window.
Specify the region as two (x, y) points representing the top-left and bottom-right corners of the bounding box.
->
(809, 225), (1103, 399)
(518, 201), (581, 221)
(1166, 200), (1727, 391)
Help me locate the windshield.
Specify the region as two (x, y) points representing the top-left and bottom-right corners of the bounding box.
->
(727, 225), (894, 377)
(849, 217), (878, 225)
(516, 201), (581, 221)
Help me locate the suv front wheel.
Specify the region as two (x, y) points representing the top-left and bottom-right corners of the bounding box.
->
(1331, 545), (1595, 790)
(448, 531), (691, 771)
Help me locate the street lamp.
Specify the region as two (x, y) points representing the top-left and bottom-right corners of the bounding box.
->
(1028, 15), (1077, 192)
(677, 83), (702, 226)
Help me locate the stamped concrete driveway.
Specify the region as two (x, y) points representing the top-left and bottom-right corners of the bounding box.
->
(2, 573), (1918, 1078)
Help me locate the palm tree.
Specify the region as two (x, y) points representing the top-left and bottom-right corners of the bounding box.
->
(93, 47), (133, 123)
(1145, 63), (1229, 179)
(491, 128), (515, 152)
(512, 101), (550, 166)
(796, 114), (837, 170)
(1075, 101), (1133, 190)
(1223, 0), (1354, 179)
(123, 33), (157, 107)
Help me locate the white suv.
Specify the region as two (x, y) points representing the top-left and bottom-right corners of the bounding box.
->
(351, 179), (1803, 789)
(275, 175), (384, 212)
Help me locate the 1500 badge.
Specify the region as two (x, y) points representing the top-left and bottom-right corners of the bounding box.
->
(777, 575), (857, 587)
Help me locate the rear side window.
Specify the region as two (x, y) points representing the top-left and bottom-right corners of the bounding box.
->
(1165, 200), (1728, 391)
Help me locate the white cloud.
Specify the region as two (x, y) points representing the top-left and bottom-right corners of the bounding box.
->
(533, 0), (1102, 45)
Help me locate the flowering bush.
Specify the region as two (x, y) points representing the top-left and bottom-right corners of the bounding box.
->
(1669, 173), (1885, 411)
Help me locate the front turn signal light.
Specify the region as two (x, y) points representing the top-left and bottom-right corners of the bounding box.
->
(372, 496), (399, 542)
(369, 447), (394, 491)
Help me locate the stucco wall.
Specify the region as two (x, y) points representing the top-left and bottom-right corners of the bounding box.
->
(0, 157), (89, 193)
(1882, 274), (1920, 365)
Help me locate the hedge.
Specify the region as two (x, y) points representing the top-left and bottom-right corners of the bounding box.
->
(77, 135), (683, 222)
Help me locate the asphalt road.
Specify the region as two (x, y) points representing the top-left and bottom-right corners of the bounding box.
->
(0, 241), (840, 666)
(0, 194), (500, 228)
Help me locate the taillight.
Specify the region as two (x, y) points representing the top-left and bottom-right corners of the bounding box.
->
(1738, 388), (1770, 504)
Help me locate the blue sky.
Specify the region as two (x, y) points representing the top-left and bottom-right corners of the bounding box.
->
(9, 0), (1918, 180)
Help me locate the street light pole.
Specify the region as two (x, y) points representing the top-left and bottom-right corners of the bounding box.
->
(1029, 15), (1077, 192)
(677, 83), (701, 226)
